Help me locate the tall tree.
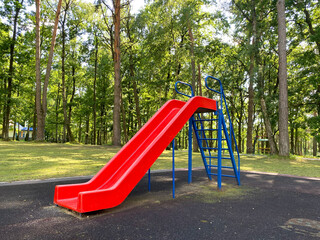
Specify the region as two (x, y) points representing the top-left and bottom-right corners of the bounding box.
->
(185, 2), (198, 152)
(112, 0), (121, 146)
(93, 32), (98, 145)
(246, 2), (256, 154)
(35, 0), (62, 141)
(125, 6), (142, 129)
(260, 97), (279, 154)
(248, 1), (258, 154)
(277, 0), (290, 156)
(2, 0), (24, 140)
(60, 0), (74, 142)
(232, 0), (258, 154)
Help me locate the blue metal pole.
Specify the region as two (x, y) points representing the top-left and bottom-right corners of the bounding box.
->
(148, 168), (151, 192)
(172, 138), (175, 199)
(188, 118), (192, 184)
(217, 109), (222, 189)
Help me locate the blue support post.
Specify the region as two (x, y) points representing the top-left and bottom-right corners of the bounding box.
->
(172, 138), (175, 199)
(217, 109), (222, 189)
(188, 118), (192, 184)
(221, 117), (241, 186)
(148, 169), (151, 192)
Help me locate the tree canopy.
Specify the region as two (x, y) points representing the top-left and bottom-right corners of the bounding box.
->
(0, 0), (319, 156)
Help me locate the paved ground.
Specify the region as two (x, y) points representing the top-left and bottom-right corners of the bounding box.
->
(0, 169), (319, 240)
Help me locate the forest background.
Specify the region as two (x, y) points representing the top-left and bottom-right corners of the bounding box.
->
(0, 0), (319, 157)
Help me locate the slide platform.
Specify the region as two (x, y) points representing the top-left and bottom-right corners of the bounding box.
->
(54, 96), (217, 213)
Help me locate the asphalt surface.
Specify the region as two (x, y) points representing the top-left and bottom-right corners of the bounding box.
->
(0, 169), (319, 240)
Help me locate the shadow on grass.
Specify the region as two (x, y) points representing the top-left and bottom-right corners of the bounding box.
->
(1, 142), (319, 182)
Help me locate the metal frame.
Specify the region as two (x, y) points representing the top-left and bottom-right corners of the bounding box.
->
(175, 77), (241, 189)
(150, 77), (241, 197)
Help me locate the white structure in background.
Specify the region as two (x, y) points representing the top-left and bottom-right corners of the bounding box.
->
(7, 121), (33, 140)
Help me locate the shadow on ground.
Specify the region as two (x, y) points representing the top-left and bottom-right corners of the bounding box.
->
(0, 169), (319, 239)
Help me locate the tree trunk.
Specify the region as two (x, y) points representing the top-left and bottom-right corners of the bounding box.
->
(112, 0), (121, 146)
(197, 63), (202, 96)
(127, 89), (132, 138)
(67, 65), (76, 142)
(246, 66), (254, 154)
(313, 136), (317, 156)
(26, 125), (30, 141)
(13, 121), (16, 141)
(290, 124), (294, 154)
(99, 103), (105, 145)
(2, 102), (6, 139)
(93, 34), (98, 145)
(238, 119), (242, 153)
(237, 90), (244, 153)
(2, 0), (23, 140)
(32, 95), (37, 140)
(35, 0), (62, 141)
(260, 97), (279, 154)
(35, 0), (43, 140)
(55, 83), (60, 142)
(188, 23), (198, 152)
(121, 97), (128, 143)
(246, 2), (257, 154)
(17, 124), (20, 141)
(59, 1), (73, 143)
(188, 25), (196, 94)
(294, 126), (299, 155)
(78, 116), (82, 143)
(85, 114), (90, 144)
(253, 124), (260, 154)
(61, 9), (67, 143)
(277, 0), (289, 156)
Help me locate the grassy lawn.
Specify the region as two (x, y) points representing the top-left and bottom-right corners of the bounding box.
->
(0, 141), (319, 182)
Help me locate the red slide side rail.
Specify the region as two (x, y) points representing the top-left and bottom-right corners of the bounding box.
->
(54, 96), (216, 213)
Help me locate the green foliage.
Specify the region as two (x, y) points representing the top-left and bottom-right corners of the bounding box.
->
(0, 0), (318, 156)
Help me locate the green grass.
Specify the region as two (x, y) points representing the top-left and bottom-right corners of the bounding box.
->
(239, 154), (320, 177)
(0, 141), (319, 182)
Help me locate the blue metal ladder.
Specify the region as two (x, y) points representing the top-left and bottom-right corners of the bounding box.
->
(175, 76), (240, 189)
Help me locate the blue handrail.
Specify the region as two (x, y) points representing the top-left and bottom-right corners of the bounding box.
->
(175, 81), (194, 98)
(205, 76), (222, 95)
(204, 76), (241, 177)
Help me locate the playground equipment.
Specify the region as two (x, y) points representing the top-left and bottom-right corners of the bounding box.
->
(177, 76), (240, 189)
(54, 76), (240, 213)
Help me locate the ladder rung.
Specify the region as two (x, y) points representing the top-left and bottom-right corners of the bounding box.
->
(194, 119), (218, 122)
(205, 156), (231, 160)
(196, 129), (218, 131)
(202, 147), (229, 150)
(199, 138), (226, 141)
(208, 165), (234, 169)
(209, 173), (236, 178)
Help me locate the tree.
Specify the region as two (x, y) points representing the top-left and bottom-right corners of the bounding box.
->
(231, 0), (259, 154)
(1, 0), (24, 140)
(277, 0), (290, 156)
(35, 0), (62, 141)
(60, 0), (75, 143)
(112, 0), (121, 146)
(1, 0), (318, 156)
(185, 1), (198, 152)
(124, 5), (142, 130)
(246, 1), (257, 154)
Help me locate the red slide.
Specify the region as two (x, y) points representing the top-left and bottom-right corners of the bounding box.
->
(54, 96), (217, 213)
